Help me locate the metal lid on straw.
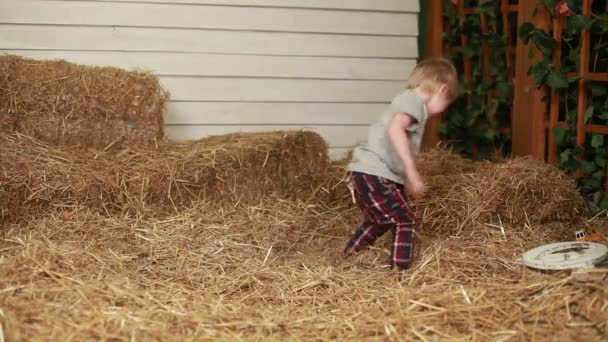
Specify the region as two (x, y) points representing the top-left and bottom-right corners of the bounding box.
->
(522, 242), (608, 271)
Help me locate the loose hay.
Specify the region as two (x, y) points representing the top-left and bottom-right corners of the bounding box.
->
(0, 54), (167, 149)
(0, 131), (329, 223)
(1, 200), (605, 341)
(1, 133), (602, 341)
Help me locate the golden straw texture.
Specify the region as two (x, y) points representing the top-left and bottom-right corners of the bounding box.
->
(0, 54), (167, 149)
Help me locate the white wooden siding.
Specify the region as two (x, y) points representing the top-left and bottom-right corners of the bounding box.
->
(91, 0), (419, 12)
(1, 1), (418, 35)
(0, 0), (419, 159)
(1, 50), (416, 80)
(2, 26), (417, 57)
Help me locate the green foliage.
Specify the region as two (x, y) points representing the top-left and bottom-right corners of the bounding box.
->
(443, 1), (608, 213)
(520, 1), (608, 213)
(441, 1), (512, 159)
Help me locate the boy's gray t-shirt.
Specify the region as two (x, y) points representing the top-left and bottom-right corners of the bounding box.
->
(349, 90), (428, 185)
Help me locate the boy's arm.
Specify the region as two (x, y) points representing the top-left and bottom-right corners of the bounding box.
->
(387, 112), (425, 194)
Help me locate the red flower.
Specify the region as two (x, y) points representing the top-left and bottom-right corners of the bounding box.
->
(556, 0), (575, 17)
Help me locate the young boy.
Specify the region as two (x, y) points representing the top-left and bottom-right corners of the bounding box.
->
(343, 58), (458, 271)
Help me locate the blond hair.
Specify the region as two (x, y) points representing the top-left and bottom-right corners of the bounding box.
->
(406, 58), (458, 100)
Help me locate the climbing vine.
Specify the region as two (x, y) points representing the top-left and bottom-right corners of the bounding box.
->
(520, 0), (608, 211)
(440, 0), (514, 160)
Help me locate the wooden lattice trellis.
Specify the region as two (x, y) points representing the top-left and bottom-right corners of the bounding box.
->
(424, 0), (519, 159)
(425, 0), (608, 195)
(547, 0), (608, 192)
(457, 0), (519, 95)
(459, 0), (520, 159)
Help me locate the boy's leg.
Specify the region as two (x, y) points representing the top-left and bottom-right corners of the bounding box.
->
(388, 185), (416, 270)
(343, 219), (393, 257)
(343, 173), (401, 257)
(343, 172), (416, 269)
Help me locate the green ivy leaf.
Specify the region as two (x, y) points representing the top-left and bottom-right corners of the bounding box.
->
(591, 134), (604, 148)
(584, 105), (595, 123)
(553, 126), (569, 145)
(581, 161), (598, 174)
(496, 80), (512, 96)
(599, 196), (608, 211)
(566, 110), (578, 127)
(592, 170), (605, 181)
(484, 128), (497, 141)
(599, 110), (608, 120)
(584, 177), (602, 190)
(596, 154), (607, 168)
(568, 45), (582, 69)
(530, 30), (557, 56)
(531, 31), (557, 56)
(559, 149), (581, 171)
(467, 110), (483, 127)
(546, 70), (569, 89)
(567, 15), (591, 32)
(519, 22), (536, 43)
(528, 61), (551, 86)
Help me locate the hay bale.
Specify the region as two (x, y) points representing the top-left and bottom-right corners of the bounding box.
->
(0, 54), (167, 149)
(114, 130), (330, 212)
(0, 130), (330, 223)
(416, 157), (586, 237)
(0, 134), (124, 224)
(474, 157), (585, 223)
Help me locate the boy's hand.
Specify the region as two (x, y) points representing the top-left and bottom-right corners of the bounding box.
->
(405, 170), (426, 196)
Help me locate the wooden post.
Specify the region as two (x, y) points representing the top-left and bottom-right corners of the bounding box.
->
(422, 0), (444, 149)
(548, 17), (563, 165)
(575, 0), (592, 178)
(511, 1), (551, 159)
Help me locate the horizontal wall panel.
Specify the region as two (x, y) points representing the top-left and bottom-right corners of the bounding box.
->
(83, 0), (420, 12)
(164, 124), (369, 147)
(3, 50), (415, 80)
(159, 77), (404, 102)
(164, 102), (386, 125)
(3, 1), (417, 36)
(2, 25), (418, 58)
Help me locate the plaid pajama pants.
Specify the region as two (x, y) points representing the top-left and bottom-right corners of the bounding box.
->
(343, 171), (416, 270)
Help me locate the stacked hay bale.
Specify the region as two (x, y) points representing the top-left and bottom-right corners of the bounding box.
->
(112, 130), (330, 213)
(0, 54), (167, 150)
(0, 130), (330, 223)
(0, 134), (125, 224)
(0, 54), (331, 221)
(414, 153), (585, 241)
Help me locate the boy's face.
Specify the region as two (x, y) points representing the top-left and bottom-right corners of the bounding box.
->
(425, 85), (452, 115)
